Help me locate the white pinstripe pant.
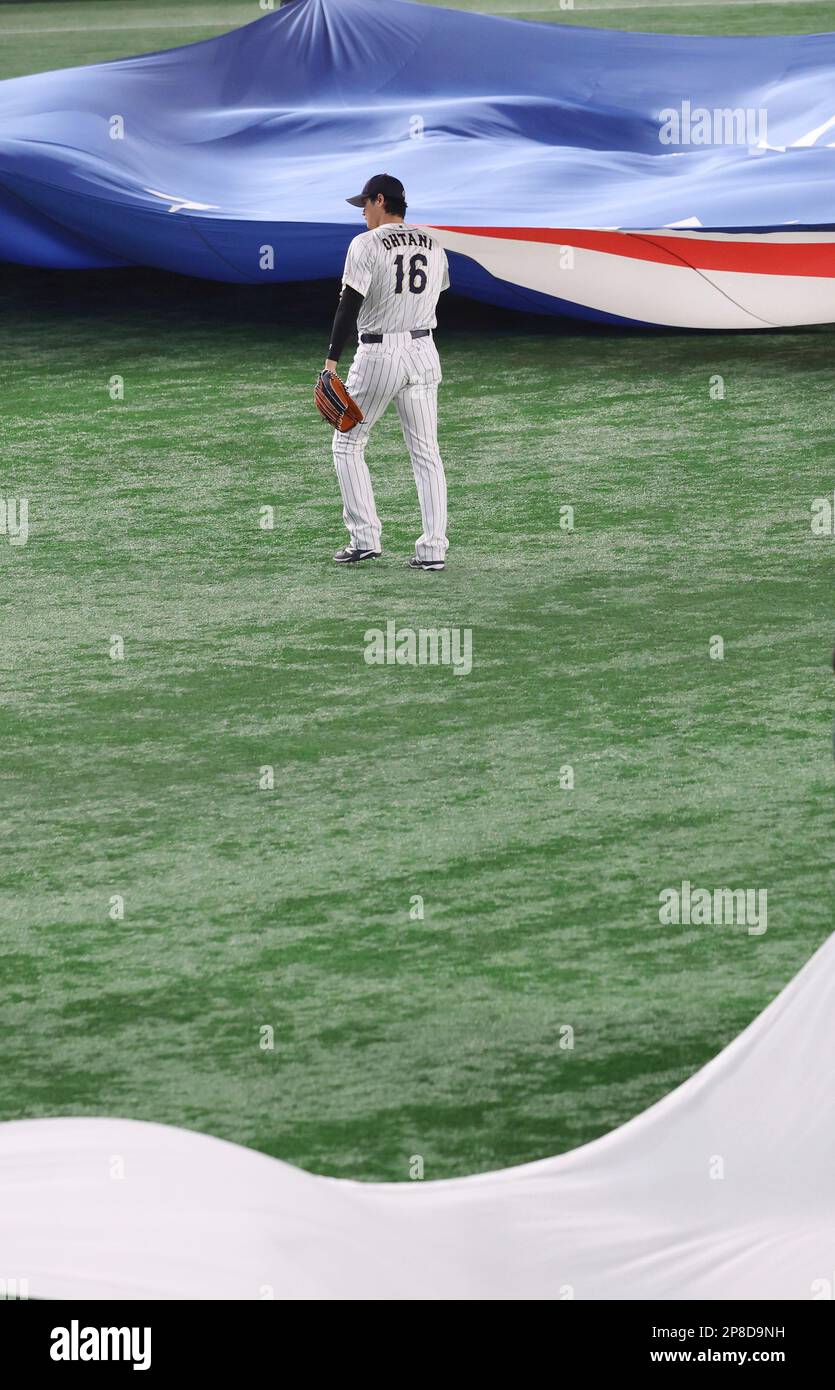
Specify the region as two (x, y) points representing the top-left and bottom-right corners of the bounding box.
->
(332, 333), (448, 562)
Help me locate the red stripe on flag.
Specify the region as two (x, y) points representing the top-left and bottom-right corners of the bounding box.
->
(430, 226), (835, 277)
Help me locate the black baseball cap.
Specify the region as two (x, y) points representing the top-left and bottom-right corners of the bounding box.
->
(346, 173), (406, 208)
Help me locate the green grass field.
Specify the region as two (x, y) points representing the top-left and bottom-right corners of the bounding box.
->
(1, 0), (833, 1182)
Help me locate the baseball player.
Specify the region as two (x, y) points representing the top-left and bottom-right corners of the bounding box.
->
(323, 173), (450, 571)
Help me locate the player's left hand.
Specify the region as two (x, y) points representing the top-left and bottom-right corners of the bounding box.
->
(324, 359), (338, 372)
(315, 368), (364, 432)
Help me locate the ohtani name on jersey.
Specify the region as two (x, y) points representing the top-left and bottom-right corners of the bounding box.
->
(379, 231), (433, 251)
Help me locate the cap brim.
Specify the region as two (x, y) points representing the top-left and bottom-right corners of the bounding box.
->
(345, 195), (366, 207)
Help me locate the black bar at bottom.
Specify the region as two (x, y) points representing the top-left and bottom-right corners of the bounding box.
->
(2, 1299), (828, 1375)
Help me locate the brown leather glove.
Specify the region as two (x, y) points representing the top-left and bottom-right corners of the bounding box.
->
(314, 369), (364, 432)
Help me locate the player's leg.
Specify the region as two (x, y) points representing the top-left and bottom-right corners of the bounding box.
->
(396, 357), (448, 565)
(332, 348), (403, 556)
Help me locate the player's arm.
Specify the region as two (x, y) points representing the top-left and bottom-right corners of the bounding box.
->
(324, 284), (363, 371)
(324, 235), (374, 370)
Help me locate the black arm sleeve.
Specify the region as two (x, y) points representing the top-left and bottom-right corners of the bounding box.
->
(327, 285), (363, 362)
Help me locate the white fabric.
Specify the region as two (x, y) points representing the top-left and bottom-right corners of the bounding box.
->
(2, 933), (834, 1300)
(333, 335), (448, 561)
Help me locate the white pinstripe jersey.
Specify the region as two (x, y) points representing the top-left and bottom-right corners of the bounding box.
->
(341, 223), (450, 334)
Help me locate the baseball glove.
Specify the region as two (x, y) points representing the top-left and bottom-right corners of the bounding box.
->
(314, 369), (364, 432)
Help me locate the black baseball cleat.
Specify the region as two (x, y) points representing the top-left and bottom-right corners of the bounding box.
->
(408, 556), (444, 571)
(333, 546), (381, 563)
